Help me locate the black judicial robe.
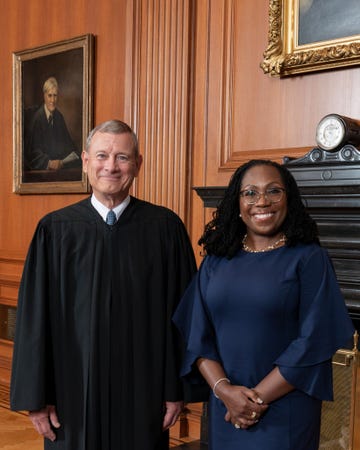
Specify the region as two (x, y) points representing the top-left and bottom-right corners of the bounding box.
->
(25, 106), (79, 170)
(10, 197), (197, 450)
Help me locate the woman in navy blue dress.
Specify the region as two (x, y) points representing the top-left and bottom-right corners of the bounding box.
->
(174, 160), (354, 450)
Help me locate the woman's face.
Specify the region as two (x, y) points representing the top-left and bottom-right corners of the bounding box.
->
(239, 164), (287, 239)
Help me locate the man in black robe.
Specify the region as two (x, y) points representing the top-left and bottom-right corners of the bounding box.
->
(10, 119), (197, 449)
(25, 77), (80, 170)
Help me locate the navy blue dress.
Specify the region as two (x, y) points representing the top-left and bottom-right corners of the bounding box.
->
(173, 244), (355, 450)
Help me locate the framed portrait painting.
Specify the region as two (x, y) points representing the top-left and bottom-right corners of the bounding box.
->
(13, 34), (94, 194)
(261, 0), (360, 76)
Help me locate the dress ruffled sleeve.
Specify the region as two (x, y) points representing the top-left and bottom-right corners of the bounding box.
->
(275, 247), (355, 400)
(173, 257), (221, 383)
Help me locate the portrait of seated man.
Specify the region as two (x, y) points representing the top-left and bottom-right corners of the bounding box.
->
(24, 77), (81, 171)
(299, 0), (360, 46)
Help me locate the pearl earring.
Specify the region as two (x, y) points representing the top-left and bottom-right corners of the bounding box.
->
(239, 213), (242, 218)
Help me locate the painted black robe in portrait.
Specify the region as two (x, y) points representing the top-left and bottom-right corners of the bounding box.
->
(10, 197), (197, 450)
(25, 106), (79, 170)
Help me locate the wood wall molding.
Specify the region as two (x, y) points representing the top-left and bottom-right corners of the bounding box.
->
(206, 0), (309, 174)
(213, 0), (235, 171)
(125, 0), (194, 223)
(0, 339), (13, 408)
(0, 257), (23, 308)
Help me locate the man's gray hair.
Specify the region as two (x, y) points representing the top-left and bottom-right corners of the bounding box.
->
(86, 120), (139, 156)
(43, 77), (58, 93)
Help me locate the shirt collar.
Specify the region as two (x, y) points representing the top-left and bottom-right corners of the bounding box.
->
(91, 194), (130, 222)
(44, 105), (53, 120)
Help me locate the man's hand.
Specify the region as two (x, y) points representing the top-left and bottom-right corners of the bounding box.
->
(29, 405), (61, 441)
(162, 401), (184, 430)
(47, 160), (63, 170)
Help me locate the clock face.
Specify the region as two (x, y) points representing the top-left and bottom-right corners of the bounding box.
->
(316, 115), (345, 150)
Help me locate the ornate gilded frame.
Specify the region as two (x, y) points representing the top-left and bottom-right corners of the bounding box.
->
(261, 0), (360, 77)
(13, 34), (94, 194)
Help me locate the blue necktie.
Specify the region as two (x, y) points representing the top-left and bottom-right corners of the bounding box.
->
(106, 210), (116, 225)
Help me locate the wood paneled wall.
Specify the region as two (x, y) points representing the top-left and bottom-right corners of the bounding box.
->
(124, 0), (194, 222)
(0, 0), (130, 407)
(0, 0), (130, 253)
(1, 0), (360, 438)
(189, 0), (360, 257)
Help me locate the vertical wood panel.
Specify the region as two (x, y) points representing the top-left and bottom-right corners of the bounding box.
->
(125, 0), (193, 222)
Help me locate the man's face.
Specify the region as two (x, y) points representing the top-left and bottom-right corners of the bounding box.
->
(44, 88), (58, 112)
(82, 131), (142, 205)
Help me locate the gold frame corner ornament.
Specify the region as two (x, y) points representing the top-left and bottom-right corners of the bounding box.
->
(261, 0), (360, 77)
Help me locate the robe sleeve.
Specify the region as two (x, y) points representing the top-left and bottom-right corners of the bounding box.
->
(275, 246), (355, 400)
(173, 257), (221, 384)
(163, 218), (198, 401)
(10, 222), (56, 411)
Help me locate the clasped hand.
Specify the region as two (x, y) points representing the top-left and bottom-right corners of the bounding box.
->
(47, 160), (63, 170)
(218, 384), (268, 430)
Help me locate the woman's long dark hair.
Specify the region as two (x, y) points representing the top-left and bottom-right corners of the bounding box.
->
(199, 159), (319, 258)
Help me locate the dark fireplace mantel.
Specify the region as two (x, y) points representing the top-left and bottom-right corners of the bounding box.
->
(194, 146), (360, 331)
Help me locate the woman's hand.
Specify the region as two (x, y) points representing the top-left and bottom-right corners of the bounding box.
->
(216, 383), (268, 430)
(196, 358), (268, 429)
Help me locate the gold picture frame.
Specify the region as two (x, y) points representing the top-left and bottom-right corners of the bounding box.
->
(13, 34), (94, 194)
(261, 0), (360, 77)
